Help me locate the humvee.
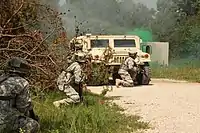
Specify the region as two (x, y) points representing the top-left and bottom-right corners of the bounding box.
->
(70, 34), (151, 85)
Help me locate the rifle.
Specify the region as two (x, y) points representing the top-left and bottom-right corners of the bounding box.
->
(29, 109), (39, 122)
(78, 72), (86, 103)
(79, 82), (83, 102)
(26, 104), (39, 122)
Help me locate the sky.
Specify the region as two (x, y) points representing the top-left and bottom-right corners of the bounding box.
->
(136, 0), (157, 9)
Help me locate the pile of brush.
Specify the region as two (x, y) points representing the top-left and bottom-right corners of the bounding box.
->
(0, 0), (69, 90)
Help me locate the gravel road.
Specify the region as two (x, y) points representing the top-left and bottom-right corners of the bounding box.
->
(88, 79), (200, 133)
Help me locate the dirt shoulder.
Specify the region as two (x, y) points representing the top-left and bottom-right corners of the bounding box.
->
(88, 80), (200, 133)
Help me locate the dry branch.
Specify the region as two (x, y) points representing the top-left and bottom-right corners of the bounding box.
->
(0, 33), (36, 39)
(3, 0), (24, 28)
(0, 0), (69, 90)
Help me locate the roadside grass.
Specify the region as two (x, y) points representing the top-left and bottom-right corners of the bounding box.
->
(32, 90), (149, 133)
(151, 59), (200, 82)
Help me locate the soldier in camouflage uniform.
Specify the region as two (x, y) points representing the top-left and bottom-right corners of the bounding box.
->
(0, 57), (40, 133)
(115, 51), (138, 87)
(53, 52), (86, 107)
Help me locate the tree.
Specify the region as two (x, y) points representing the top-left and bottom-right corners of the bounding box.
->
(173, 0), (200, 16)
(152, 0), (200, 59)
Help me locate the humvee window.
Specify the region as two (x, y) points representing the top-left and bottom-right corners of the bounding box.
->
(114, 39), (136, 47)
(91, 39), (109, 48)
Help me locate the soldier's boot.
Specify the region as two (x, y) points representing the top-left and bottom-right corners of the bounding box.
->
(115, 79), (122, 88)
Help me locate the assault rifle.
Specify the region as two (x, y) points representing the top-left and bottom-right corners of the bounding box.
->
(79, 82), (84, 102)
(79, 73), (86, 102)
(26, 104), (39, 122)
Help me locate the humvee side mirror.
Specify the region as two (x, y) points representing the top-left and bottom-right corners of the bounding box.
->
(146, 45), (152, 54)
(142, 45), (152, 54)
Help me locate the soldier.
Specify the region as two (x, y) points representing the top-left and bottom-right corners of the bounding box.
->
(53, 52), (87, 107)
(0, 57), (40, 133)
(115, 51), (138, 87)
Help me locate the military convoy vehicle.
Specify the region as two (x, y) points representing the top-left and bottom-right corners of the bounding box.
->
(69, 34), (151, 85)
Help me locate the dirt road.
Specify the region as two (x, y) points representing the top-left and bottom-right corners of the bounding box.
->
(88, 79), (200, 133)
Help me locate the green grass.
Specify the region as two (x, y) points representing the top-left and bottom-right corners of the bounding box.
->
(32, 91), (149, 133)
(151, 59), (200, 82)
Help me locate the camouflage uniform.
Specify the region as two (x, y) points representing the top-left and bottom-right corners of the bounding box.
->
(116, 52), (138, 87)
(54, 53), (86, 107)
(0, 57), (39, 133)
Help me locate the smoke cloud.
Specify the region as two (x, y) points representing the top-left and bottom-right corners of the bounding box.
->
(57, 0), (156, 38)
(135, 0), (157, 9)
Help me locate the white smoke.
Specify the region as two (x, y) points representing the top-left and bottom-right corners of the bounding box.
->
(58, 0), (156, 38)
(135, 0), (157, 9)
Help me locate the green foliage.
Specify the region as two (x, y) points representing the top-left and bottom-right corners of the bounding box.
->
(172, 0), (200, 16)
(85, 46), (114, 86)
(151, 60), (200, 82)
(152, 0), (200, 59)
(32, 91), (149, 133)
(87, 63), (111, 86)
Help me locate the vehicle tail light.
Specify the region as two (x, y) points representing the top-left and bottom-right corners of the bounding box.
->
(144, 54), (149, 58)
(142, 54), (149, 58)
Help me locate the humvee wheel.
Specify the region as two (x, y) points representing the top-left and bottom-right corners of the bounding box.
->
(142, 65), (151, 85)
(136, 63), (151, 85)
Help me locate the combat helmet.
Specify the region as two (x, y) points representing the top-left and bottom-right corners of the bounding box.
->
(128, 50), (137, 58)
(69, 39), (83, 51)
(6, 57), (30, 76)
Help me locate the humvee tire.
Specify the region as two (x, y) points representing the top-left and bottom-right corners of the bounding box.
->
(142, 65), (151, 85)
(136, 63), (151, 85)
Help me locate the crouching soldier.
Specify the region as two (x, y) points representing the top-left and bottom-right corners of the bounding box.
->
(115, 51), (138, 87)
(0, 57), (40, 133)
(53, 52), (87, 107)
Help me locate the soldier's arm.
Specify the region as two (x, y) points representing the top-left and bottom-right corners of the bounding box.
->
(127, 59), (138, 75)
(127, 58), (135, 70)
(15, 83), (32, 114)
(74, 65), (83, 84)
(74, 65), (84, 101)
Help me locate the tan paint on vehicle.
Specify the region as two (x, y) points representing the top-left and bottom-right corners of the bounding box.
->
(70, 34), (151, 66)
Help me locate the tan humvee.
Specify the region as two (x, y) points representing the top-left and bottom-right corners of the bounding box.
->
(70, 34), (151, 85)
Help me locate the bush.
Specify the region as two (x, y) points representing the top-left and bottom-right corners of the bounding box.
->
(151, 60), (200, 82)
(87, 63), (111, 86)
(0, 0), (69, 90)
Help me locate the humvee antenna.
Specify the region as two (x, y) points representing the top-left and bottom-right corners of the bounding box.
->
(74, 16), (79, 38)
(74, 17), (89, 37)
